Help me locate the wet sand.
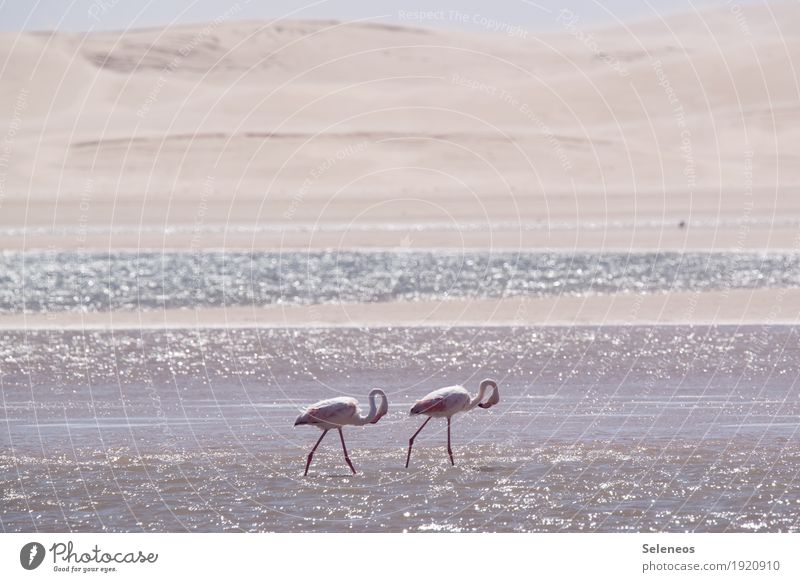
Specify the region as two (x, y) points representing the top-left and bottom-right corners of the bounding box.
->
(1, 288), (799, 329)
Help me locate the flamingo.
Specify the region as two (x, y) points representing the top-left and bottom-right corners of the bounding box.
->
(405, 378), (499, 468)
(294, 389), (389, 476)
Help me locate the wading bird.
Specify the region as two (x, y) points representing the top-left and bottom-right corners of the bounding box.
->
(405, 378), (499, 468)
(294, 389), (389, 476)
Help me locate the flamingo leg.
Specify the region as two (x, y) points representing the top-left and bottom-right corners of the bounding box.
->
(447, 416), (454, 465)
(304, 429), (328, 476)
(405, 416), (431, 468)
(338, 428), (357, 474)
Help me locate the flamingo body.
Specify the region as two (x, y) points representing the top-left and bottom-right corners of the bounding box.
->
(410, 385), (472, 417)
(406, 378), (499, 467)
(295, 397), (362, 430)
(294, 389), (388, 476)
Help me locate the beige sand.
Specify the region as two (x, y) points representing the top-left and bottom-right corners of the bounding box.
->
(1, 5), (799, 254)
(1, 7), (799, 328)
(2, 288), (798, 329)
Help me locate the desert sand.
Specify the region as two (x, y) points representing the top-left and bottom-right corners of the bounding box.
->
(1, 5), (799, 325)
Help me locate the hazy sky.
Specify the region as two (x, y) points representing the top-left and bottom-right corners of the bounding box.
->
(0, 0), (742, 33)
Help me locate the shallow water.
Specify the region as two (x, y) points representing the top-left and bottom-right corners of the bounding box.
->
(2, 250), (799, 313)
(2, 326), (799, 532)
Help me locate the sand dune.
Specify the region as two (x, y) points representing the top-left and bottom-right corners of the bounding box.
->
(0, 5), (798, 252)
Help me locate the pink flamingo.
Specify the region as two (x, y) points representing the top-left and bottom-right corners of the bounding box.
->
(294, 389), (388, 476)
(405, 378), (499, 468)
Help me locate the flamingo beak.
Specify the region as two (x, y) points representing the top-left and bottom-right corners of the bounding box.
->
(478, 387), (500, 409)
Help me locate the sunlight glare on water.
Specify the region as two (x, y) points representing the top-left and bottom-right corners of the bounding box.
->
(1, 250), (799, 313)
(2, 326), (799, 532)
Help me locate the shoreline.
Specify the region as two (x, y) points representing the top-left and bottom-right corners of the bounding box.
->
(3, 244), (800, 254)
(1, 288), (798, 329)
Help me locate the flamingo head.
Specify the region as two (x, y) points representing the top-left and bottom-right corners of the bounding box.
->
(477, 379), (500, 409)
(294, 410), (312, 426)
(368, 389), (389, 424)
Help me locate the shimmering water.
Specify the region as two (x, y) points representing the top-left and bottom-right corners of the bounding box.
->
(2, 326), (799, 532)
(2, 250), (799, 313)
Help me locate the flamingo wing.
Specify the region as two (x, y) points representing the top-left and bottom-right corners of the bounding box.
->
(410, 395), (447, 415)
(410, 386), (469, 416)
(297, 397), (359, 426)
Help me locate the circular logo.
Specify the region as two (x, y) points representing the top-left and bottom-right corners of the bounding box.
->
(20, 542), (46, 570)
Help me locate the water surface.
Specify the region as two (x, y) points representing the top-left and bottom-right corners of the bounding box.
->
(2, 325), (799, 532)
(2, 250), (799, 313)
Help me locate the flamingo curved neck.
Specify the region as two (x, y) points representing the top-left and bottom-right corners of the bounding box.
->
(468, 379), (497, 410)
(356, 389), (388, 425)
